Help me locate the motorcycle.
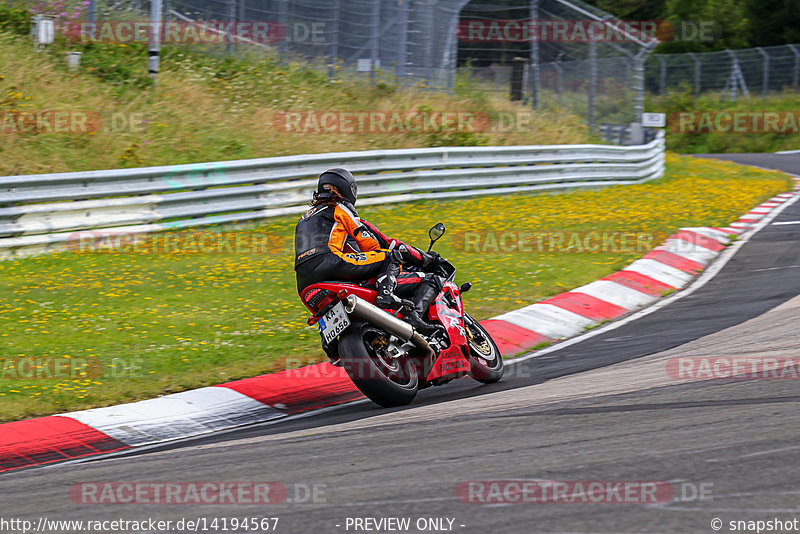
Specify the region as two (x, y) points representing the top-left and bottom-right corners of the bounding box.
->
(300, 223), (504, 407)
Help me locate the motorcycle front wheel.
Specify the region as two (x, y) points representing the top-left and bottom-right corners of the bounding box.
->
(464, 313), (504, 384)
(339, 322), (419, 407)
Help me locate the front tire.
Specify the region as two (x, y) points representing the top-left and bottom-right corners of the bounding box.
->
(464, 313), (504, 384)
(339, 323), (419, 407)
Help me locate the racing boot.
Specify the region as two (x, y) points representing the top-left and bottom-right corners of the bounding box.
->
(374, 254), (403, 309)
(403, 279), (440, 337)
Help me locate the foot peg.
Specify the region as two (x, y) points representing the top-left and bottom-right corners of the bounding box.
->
(376, 294), (414, 312)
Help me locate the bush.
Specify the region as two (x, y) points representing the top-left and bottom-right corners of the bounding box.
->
(0, 5), (31, 36)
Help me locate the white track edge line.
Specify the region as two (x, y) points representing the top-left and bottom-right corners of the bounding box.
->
(506, 177), (800, 366)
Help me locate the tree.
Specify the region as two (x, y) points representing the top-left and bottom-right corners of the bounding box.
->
(745, 0), (800, 47)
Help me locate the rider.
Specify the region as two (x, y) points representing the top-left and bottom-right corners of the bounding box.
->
(294, 168), (441, 334)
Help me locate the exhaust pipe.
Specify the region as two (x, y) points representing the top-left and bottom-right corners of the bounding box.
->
(344, 294), (434, 358)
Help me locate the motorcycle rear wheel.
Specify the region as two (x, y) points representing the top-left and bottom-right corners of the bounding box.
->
(339, 322), (419, 407)
(464, 313), (504, 384)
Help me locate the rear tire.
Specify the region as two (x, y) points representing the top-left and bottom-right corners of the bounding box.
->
(464, 313), (504, 384)
(339, 323), (419, 407)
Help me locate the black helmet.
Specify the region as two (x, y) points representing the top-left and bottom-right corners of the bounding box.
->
(315, 168), (358, 205)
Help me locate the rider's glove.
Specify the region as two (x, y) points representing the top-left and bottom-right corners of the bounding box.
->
(420, 251), (441, 270)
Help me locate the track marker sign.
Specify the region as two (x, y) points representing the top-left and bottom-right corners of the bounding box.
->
(642, 113), (666, 128)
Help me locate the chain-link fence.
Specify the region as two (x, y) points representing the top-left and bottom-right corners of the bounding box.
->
(26, 0), (800, 144)
(68, 0), (656, 135)
(455, 0), (656, 136)
(96, 0), (471, 88)
(647, 45), (800, 100)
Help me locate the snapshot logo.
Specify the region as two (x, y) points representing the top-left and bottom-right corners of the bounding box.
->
(66, 230), (286, 255)
(69, 482), (326, 505)
(0, 111), (146, 135)
(0, 357), (143, 380)
(670, 111), (800, 134)
(68, 20), (329, 44)
(457, 480), (713, 504)
(453, 231), (658, 254)
(457, 19), (717, 43)
(274, 110), (550, 135)
(667, 357), (800, 380)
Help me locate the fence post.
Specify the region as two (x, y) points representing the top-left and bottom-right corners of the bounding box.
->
(657, 55), (666, 95)
(148, 0), (162, 84)
(688, 52), (700, 98)
(529, 0), (540, 110)
(510, 57), (526, 101)
(588, 40), (596, 129)
(328, 0), (340, 79)
(395, 0), (409, 80)
(87, 0), (96, 26)
(722, 49), (749, 101)
(633, 49), (647, 124)
(278, 0), (288, 63)
(555, 55), (563, 102)
(789, 44), (800, 94)
(225, 0), (236, 55)
(370, 0), (380, 84)
(756, 47), (769, 98)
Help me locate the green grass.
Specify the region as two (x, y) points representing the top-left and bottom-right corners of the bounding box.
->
(0, 19), (595, 175)
(0, 154), (791, 422)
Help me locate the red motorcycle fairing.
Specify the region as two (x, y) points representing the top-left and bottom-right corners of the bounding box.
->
(425, 281), (471, 382)
(303, 279), (472, 383)
(301, 282), (377, 315)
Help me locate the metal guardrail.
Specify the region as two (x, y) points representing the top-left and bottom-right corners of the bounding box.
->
(0, 134), (665, 258)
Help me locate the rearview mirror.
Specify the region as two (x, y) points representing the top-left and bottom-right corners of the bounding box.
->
(428, 223), (446, 251)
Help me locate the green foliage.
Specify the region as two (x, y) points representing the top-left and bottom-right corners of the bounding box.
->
(745, 0), (800, 47)
(649, 88), (800, 153)
(73, 41), (154, 91)
(0, 5), (31, 36)
(586, 0), (800, 51)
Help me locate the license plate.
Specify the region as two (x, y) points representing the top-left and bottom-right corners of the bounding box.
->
(319, 301), (350, 344)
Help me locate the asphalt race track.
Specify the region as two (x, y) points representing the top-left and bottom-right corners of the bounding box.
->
(2, 154), (800, 534)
